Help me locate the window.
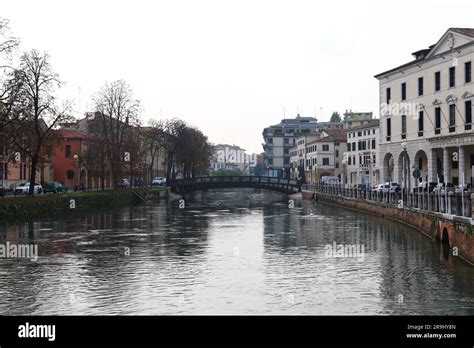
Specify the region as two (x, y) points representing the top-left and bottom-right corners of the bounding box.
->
(322, 144), (329, 151)
(418, 157), (423, 170)
(418, 111), (424, 136)
(435, 71), (441, 91)
(65, 145), (72, 158)
(466, 100), (472, 130)
(348, 157), (352, 165)
(352, 142), (356, 151)
(386, 118), (391, 140)
(449, 104), (456, 132)
(449, 67), (455, 87)
(418, 77), (423, 96)
(284, 148), (289, 155)
(67, 170), (74, 180)
(322, 158), (329, 165)
(401, 82), (406, 100)
(435, 107), (441, 133)
(284, 158), (289, 165)
(268, 159), (273, 165)
(465, 61), (472, 83)
(401, 115), (406, 138)
(284, 138), (289, 144)
(386, 88), (391, 103)
(268, 138), (273, 144)
(372, 129), (375, 134)
(358, 131), (362, 137)
(372, 139), (376, 149)
(336, 150), (339, 158)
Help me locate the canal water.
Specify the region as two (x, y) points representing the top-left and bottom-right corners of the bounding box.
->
(0, 189), (473, 315)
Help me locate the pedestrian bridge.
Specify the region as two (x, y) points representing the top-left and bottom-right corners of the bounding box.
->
(170, 176), (301, 195)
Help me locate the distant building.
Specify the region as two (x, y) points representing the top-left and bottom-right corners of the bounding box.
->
(290, 128), (347, 183)
(210, 144), (249, 174)
(343, 110), (373, 129)
(262, 114), (319, 178)
(344, 119), (380, 187)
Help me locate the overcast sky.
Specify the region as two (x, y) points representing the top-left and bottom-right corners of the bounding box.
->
(2, 0), (473, 153)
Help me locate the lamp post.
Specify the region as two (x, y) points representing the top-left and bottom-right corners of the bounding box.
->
(401, 142), (408, 205)
(73, 154), (80, 191)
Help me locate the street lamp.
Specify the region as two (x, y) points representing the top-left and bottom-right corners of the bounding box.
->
(401, 142), (408, 204)
(73, 154), (80, 191)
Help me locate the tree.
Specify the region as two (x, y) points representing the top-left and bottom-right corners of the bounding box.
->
(0, 18), (21, 165)
(9, 50), (73, 195)
(150, 118), (187, 183)
(330, 111), (341, 123)
(82, 135), (109, 190)
(149, 118), (212, 182)
(92, 80), (140, 188)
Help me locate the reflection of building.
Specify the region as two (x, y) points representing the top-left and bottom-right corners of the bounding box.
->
(345, 120), (380, 187)
(262, 114), (319, 178)
(210, 144), (249, 174)
(375, 28), (473, 189)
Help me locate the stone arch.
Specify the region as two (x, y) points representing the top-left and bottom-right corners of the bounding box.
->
(414, 149), (428, 183)
(383, 153), (394, 183)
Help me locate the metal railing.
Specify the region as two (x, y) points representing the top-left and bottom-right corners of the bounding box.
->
(302, 183), (472, 218)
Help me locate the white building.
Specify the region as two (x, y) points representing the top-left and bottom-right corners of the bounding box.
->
(344, 119), (380, 187)
(375, 28), (473, 190)
(290, 129), (347, 183)
(211, 144), (249, 174)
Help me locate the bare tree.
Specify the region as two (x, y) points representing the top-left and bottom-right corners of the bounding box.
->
(92, 80), (140, 188)
(10, 50), (73, 195)
(0, 18), (20, 164)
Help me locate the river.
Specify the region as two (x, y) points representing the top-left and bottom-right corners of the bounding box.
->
(0, 189), (473, 315)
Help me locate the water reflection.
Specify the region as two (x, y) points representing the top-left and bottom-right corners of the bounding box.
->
(0, 189), (472, 315)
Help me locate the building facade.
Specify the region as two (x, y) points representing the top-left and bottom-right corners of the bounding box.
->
(375, 28), (473, 191)
(344, 119), (380, 187)
(262, 114), (318, 178)
(211, 144), (249, 174)
(290, 128), (347, 183)
(343, 111), (373, 129)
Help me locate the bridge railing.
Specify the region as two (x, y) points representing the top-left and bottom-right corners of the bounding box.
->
(170, 176), (301, 192)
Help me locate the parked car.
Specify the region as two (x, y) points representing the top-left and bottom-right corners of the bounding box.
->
(433, 183), (455, 194)
(175, 173), (183, 180)
(382, 182), (400, 193)
(44, 181), (67, 194)
(0, 184), (5, 197)
(118, 179), (131, 188)
(152, 177), (166, 185)
(14, 182), (43, 195)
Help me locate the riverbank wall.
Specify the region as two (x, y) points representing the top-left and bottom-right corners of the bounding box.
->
(0, 187), (168, 222)
(302, 190), (474, 265)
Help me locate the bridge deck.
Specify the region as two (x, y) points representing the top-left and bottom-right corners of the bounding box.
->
(169, 176), (301, 194)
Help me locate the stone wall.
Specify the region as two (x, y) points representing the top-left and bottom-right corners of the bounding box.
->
(305, 190), (474, 265)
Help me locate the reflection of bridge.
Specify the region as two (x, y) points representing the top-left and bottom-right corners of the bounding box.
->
(170, 176), (301, 194)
